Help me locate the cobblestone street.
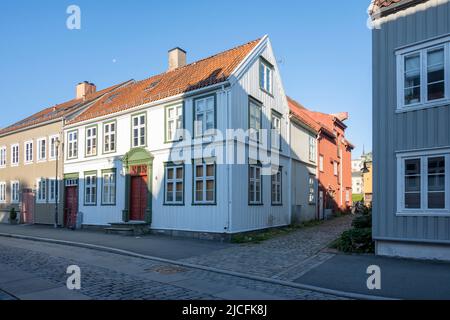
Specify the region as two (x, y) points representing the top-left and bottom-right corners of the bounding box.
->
(0, 237), (344, 300)
(182, 215), (354, 280)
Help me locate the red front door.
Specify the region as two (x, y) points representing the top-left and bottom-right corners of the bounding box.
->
(65, 186), (78, 228)
(129, 165), (148, 221)
(22, 190), (34, 224)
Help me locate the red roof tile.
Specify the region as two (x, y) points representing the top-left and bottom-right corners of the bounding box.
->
(0, 82), (129, 136)
(373, 0), (403, 9)
(287, 97), (320, 132)
(70, 38), (262, 124)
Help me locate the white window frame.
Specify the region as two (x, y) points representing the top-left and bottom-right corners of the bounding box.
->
(36, 178), (47, 203)
(397, 148), (450, 216)
(67, 130), (78, 159)
(319, 155), (324, 172)
(193, 161), (216, 205)
(194, 95), (215, 138)
(333, 161), (338, 176)
(49, 135), (59, 160)
(103, 122), (116, 154)
(24, 140), (33, 164)
(101, 170), (116, 205)
(85, 126), (97, 157)
(396, 38), (450, 112)
(249, 98), (262, 142)
(0, 146), (6, 168)
(11, 181), (19, 203)
(165, 103), (184, 142)
(131, 114), (146, 148)
(271, 167), (282, 205)
(84, 172), (97, 206)
(11, 144), (19, 166)
(37, 137), (47, 162)
(271, 111), (281, 150)
(249, 163), (262, 205)
(309, 136), (317, 163)
(260, 58), (273, 94)
(0, 182), (6, 203)
(48, 178), (59, 203)
(164, 164), (184, 205)
(308, 175), (316, 205)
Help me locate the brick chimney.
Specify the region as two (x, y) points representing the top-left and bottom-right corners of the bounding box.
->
(168, 47), (186, 71)
(76, 81), (96, 100)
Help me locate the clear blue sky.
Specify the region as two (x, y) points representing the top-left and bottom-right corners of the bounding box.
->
(0, 0), (372, 158)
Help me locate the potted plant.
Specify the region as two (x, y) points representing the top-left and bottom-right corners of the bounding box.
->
(9, 207), (18, 225)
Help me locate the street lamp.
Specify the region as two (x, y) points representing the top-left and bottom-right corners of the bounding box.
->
(54, 137), (61, 228)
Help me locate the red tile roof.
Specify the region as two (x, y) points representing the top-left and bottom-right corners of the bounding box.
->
(287, 97), (320, 132)
(70, 38), (262, 124)
(0, 82), (129, 136)
(373, 0), (403, 9)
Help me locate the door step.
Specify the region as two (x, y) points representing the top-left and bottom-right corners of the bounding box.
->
(106, 222), (149, 236)
(105, 227), (135, 236)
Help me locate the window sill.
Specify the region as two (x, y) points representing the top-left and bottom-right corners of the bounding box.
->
(396, 98), (450, 113)
(396, 211), (450, 217)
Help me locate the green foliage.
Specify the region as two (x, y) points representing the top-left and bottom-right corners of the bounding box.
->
(9, 207), (17, 221)
(331, 228), (374, 253)
(352, 214), (372, 229)
(332, 207), (374, 254)
(352, 194), (364, 202)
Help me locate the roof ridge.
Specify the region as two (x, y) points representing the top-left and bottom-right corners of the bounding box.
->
(162, 37), (262, 75)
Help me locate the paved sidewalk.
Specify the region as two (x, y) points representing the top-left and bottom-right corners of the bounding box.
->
(0, 224), (230, 260)
(182, 215), (354, 278)
(295, 254), (450, 300)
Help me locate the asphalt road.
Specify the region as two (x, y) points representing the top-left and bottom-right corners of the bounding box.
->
(295, 254), (450, 300)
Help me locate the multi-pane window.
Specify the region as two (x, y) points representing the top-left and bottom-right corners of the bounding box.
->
(37, 178), (47, 203)
(67, 131), (78, 159)
(194, 162), (215, 204)
(398, 42), (449, 109)
(249, 99), (262, 142)
(11, 181), (19, 203)
(103, 122), (116, 153)
(399, 152), (449, 213)
(271, 112), (281, 150)
(249, 164), (262, 205)
(333, 161), (338, 176)
(165, 164), (184, 205)
(194, 96), (215, 137)
(37, 138), (46, 161)
(0, 182), (6, 203)
(48, 179), (58, 203)
(259, 59), (273, 94)
(102, 170), (116, 205)
(271, 168), (282, 205)
(0, 147), (6, 167)
(49, 135), (59, 160)
(309, 136), (317, 163)
(132, 114), (146, 147)
(25, 141), (33, 163)
(166, 104), (183, 142)
(85, 126), (97, 156)
(308, 175), (316, 204)
(11, 144), (19, 166)
(84, 172), (97, 205)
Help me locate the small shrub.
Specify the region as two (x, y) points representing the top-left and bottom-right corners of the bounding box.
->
(352, 214), (372, 229)
(9, 207), (17, 221)
(332, 228), (374, 253)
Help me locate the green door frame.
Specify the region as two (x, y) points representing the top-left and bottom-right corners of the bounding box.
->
(122, 147), (154, 224)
